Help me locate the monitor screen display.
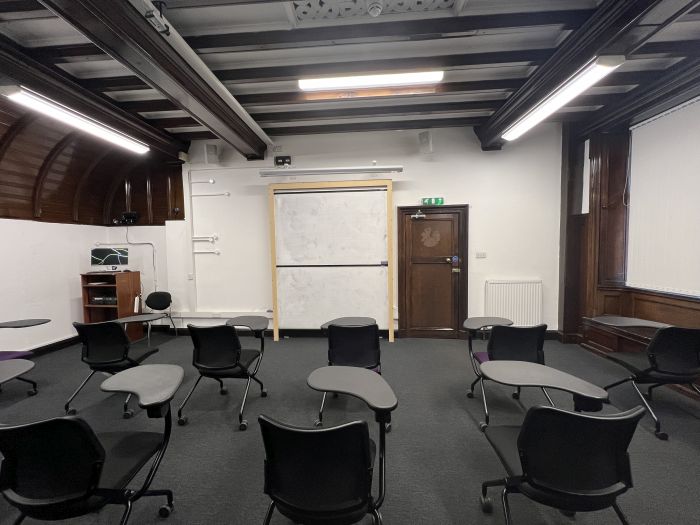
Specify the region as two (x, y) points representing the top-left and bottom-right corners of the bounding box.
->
(91, 247), (128, 266)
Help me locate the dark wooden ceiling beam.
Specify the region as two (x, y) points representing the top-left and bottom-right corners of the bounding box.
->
(0, 113), (37, 163)
(474, 0), (700, 150)
(186, 10), (595, 51)
(38, 0), (268, 159)
(0, 34), (184, 158)
(32, 130), (77, 217)
(0, 0), (44, 13)
(30, 10), (593, 62)
(577, 57), (700, 137)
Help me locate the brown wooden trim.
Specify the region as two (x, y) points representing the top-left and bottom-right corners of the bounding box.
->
(72, 148), (114, 222)
(32, 131), (77, 217)
(475, 0), (694, 150)
(40, 0), (267, 159)
(0, 113), (37, 163)
(0, 34), (183, 158)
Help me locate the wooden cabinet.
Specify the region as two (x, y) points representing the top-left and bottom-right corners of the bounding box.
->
(81, 272), (142, 340)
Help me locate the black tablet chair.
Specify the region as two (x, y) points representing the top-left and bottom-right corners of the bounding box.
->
(0, 364), (183, 525)
(468, 324), (548, 402)
(480, 405), (645, 525)
(66, 322), (158, 418)
(259, 415), (383, 525)
(315, 323), (381, 427)
(177, 324), (267, 431)
(604, 326), (700, 440)
(144, 291), (177, 335)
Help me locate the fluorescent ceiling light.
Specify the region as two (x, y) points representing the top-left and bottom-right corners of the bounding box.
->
(3, 87), (149, 154)
(260, 165), (403, 177)
(298, 71), (444, 92)
(502, 56), (625, 142)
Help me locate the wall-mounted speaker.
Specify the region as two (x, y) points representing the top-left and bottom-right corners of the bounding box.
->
(204, 144), (219, 164)
(418, 130), (433, 154)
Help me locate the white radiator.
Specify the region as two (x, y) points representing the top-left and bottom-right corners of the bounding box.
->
(484, 280), (543, 326)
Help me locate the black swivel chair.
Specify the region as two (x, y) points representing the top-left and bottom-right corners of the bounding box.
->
(480, 405), (646, 525)
(0, 379), (179, 524)
(604, 326), (700, 440)
(177, 324), (267, 430)
(468, 324), (549, 402)
(66, 322), (158, 418)
(315, 323), (381, 427)
(259, 415), (383, 525)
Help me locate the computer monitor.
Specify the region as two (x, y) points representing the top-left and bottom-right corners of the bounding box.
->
(91, 247), (128, 271)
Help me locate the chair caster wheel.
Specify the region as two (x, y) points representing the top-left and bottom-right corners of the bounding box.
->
(66, 407), (77, 415)
(332, 392), (339, 398)
(158, 503), (173, 518)
(239, 420), (248, 431)
(560, 509), (576, 518)
(467, 391), (474, 398)
(480, 495), (493, 513)
(385, 422), (392, 433)
(28, 389), (37, 396)
(123, 409), (134, 419)
(655, 431), (668, 441)
(479, 422), (488, 432)
(512, 393), (520, 400)
(177, 416), (188, 426)
(219, 387), (228, 395)
(314, 419), (323, 427)
(261, 389), (268, 397)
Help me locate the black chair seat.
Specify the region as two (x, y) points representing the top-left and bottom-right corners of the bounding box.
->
(97, 431), (164, 489)
(95, 347), (159, 374)
(199, 349), (261, 378)
(484, 425), (522, 476)
(606, 351), (700, 382)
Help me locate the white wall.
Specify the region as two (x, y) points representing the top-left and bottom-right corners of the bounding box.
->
(174, 125), (563, 329)
(0, 219), (168, 352)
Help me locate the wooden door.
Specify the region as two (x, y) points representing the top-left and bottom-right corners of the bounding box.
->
(398, 205), (468, 338)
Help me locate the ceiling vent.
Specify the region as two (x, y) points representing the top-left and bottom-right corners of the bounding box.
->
(293, 0), (454, 21)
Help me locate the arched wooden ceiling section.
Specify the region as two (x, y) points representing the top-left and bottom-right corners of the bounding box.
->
(0, 98), (184, 226)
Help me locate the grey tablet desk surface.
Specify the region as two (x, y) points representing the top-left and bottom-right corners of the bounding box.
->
(0, 319), (50, 329)
(320, 317), (377, 330)
(0, 359), (34, 385)
(479, 361), (608, 401)
(117, 313), (166, 324)
(462, 317), (513, 332)
(308, 366), (397, 417)
(226, 316), (269, 335)
(101, 364), (184, 409)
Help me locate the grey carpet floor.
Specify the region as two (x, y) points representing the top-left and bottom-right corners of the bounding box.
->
(1, 335), (699, 525)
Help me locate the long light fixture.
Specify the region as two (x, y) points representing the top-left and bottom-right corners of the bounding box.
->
(260, 165), (403, 177)
(1, 87), (149, 154)
(502, 56), (625, 142)
(298, 71), (444, 92)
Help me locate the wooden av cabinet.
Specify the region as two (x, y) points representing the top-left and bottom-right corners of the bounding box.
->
(81, 272), (143, 340)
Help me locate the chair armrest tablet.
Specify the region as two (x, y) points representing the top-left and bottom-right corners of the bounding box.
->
(101, 364), (184, 409)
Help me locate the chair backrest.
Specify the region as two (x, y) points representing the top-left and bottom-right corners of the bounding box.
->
(328, 324), (380, 369)
(259, 415), (373, 515)
(145, 291), (172, 312)
(518, 406), (645, 499)
(487, 324), (547, 363)
(646, 327), (700, 375)
(0, 417), (104, 511)
(188, 324), (242, 369)
(73, 321), (130, 365)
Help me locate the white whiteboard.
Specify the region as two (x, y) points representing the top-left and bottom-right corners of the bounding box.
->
(277, 267), (388, 329)
(275, 190), (387, 265)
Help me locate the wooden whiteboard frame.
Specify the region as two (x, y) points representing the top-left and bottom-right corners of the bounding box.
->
(268, 179), (394, 342)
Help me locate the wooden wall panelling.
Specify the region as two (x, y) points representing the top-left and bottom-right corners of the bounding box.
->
(103, 157), (142, 225)
(73, 149), (118, 224)
(32, 131), (77, 217)
(593, 132), (629, 287)
(166, 166), (184, 221)
(626, 289), (700, 327)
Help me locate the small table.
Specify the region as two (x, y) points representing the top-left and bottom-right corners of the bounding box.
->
(463, 317), (513, 396)
(0, 319), (51, 329)
(227, 316), (269, 353)
(307, 366), (397, 510)
(478, 361), (608, 429)
(0, 359), (37, 396)
(117, 313), (168, 346)
(321, 317), (377, 331)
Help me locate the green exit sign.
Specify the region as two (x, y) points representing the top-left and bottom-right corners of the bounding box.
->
(421, 197), (444, 205)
